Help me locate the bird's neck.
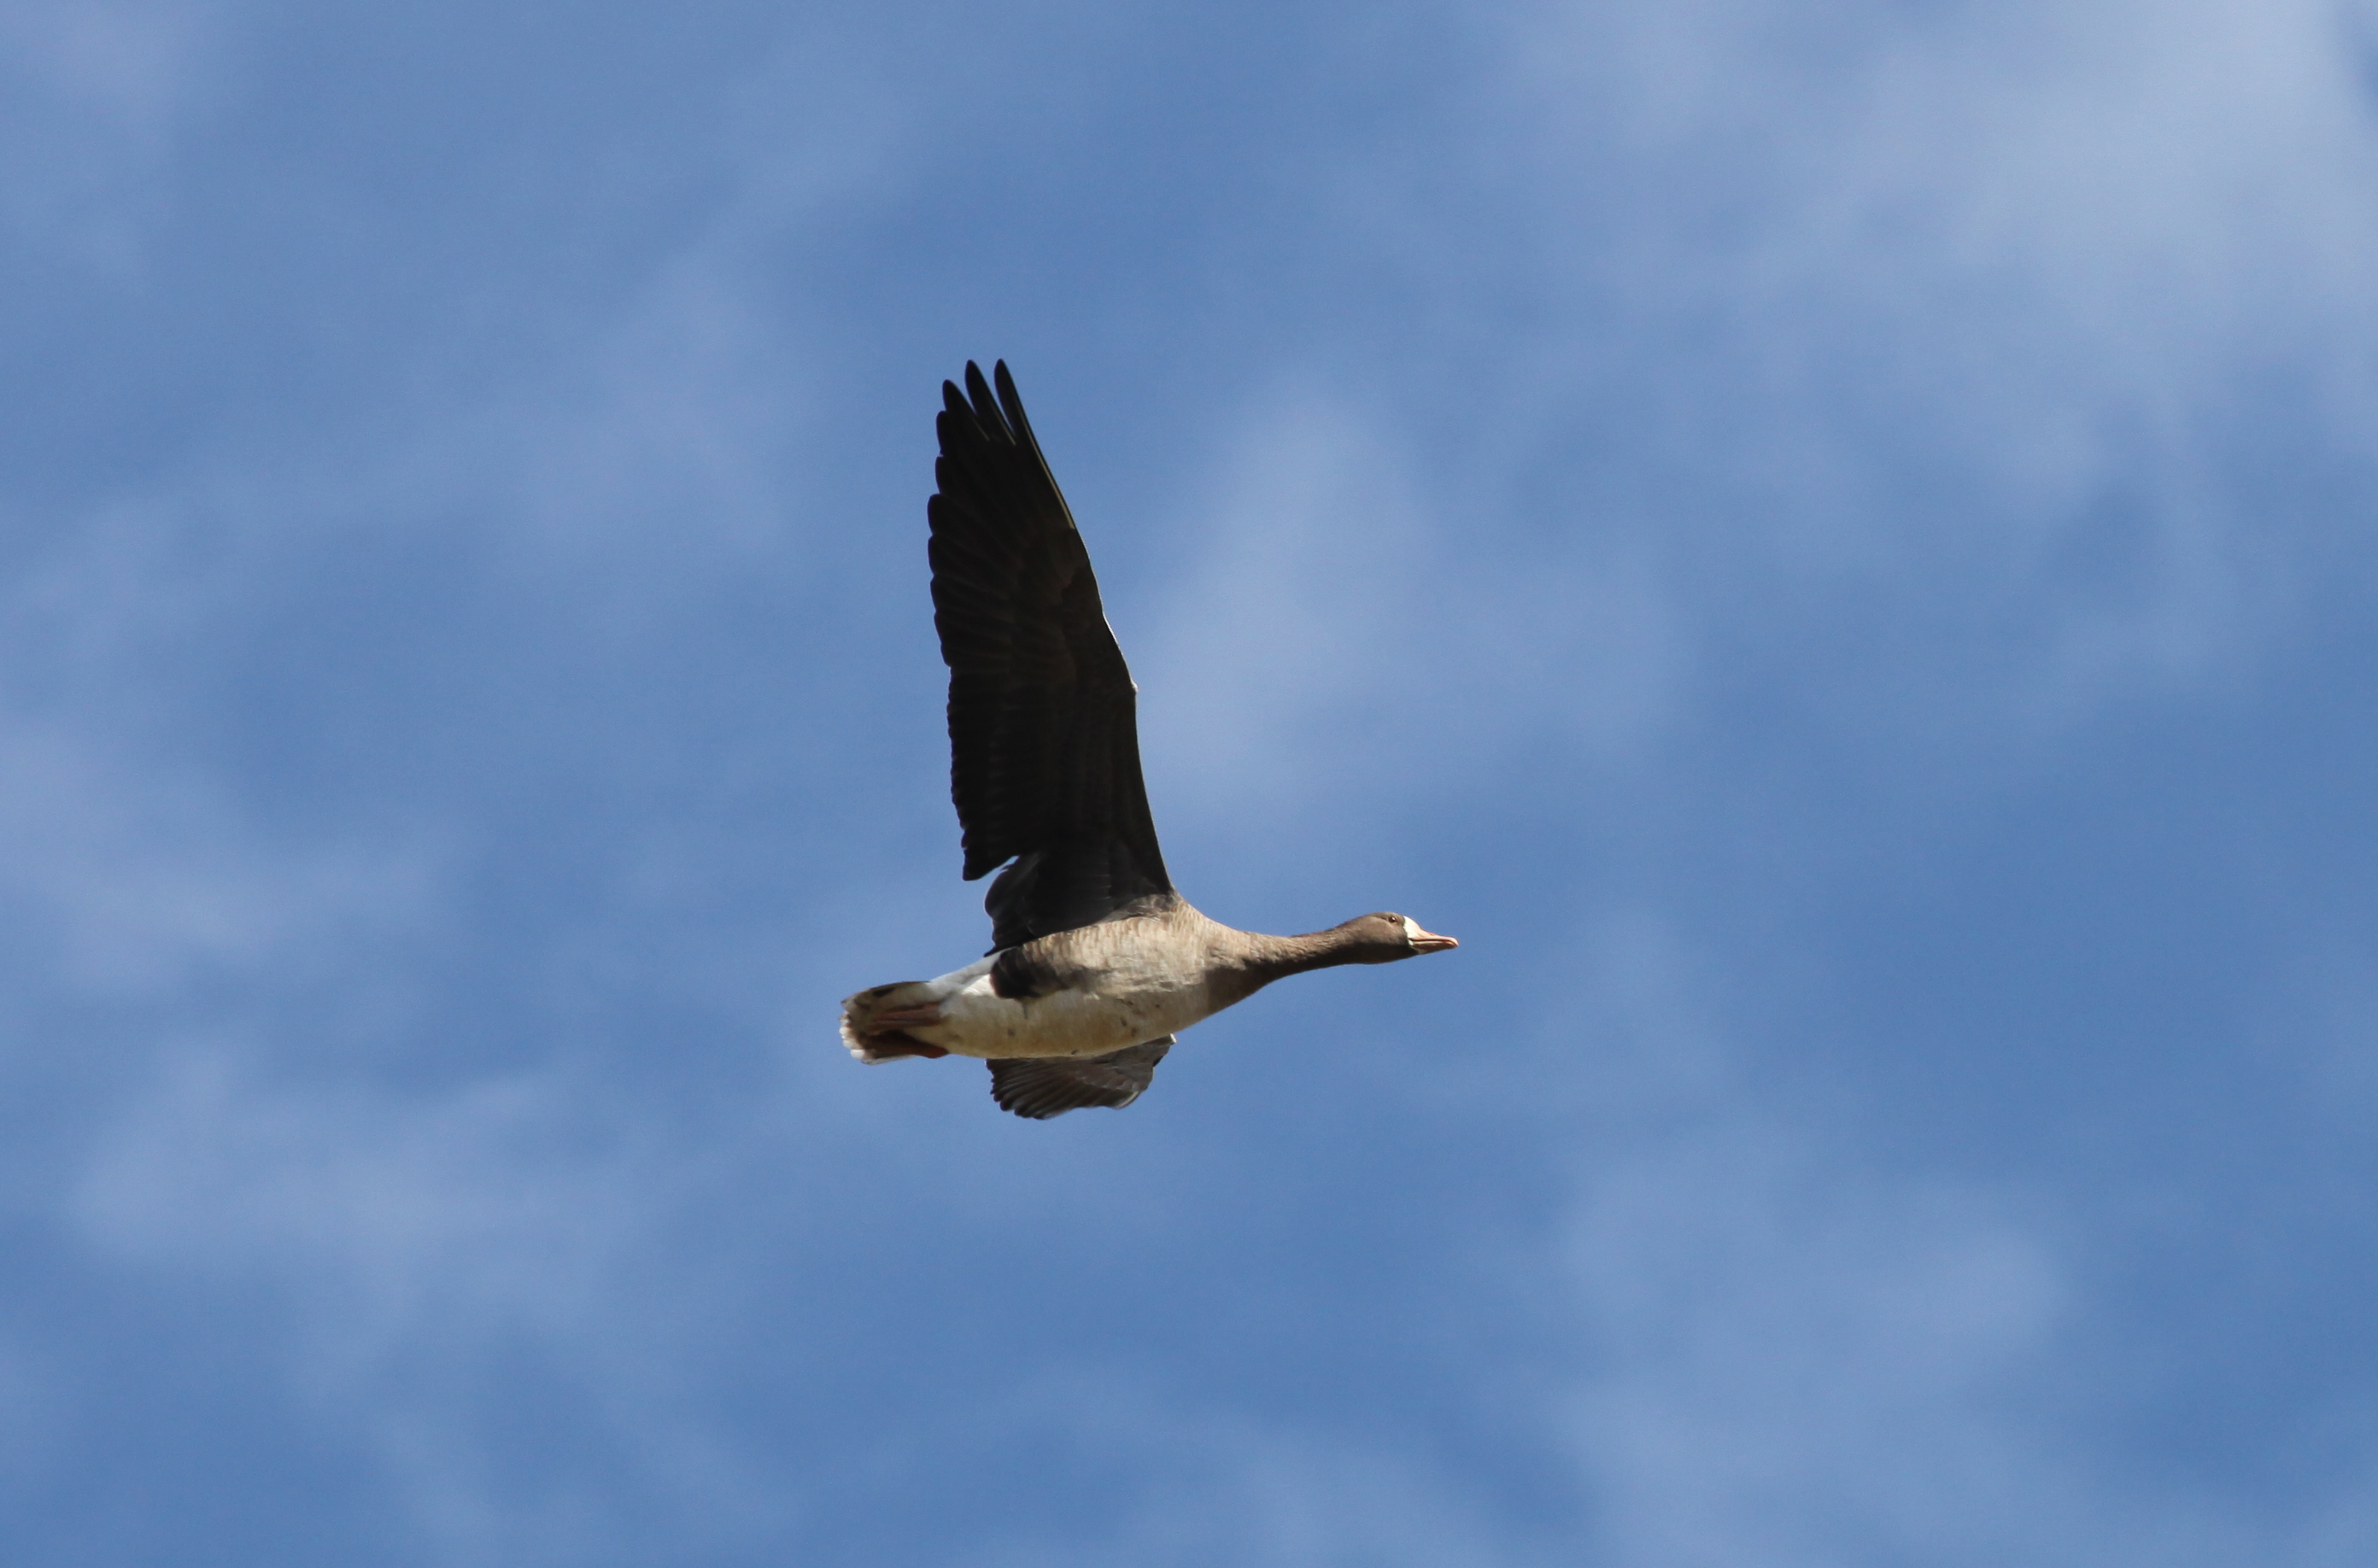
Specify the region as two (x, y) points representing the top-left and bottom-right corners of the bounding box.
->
(1227, 927), (1372, 988)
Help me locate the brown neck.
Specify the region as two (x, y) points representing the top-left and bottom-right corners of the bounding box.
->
(1222, 927), (1377, 996)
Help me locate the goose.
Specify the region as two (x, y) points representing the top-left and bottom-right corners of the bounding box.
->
(840, 362), (1457, 1119)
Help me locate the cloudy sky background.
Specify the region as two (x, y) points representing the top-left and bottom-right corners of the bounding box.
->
(6, 0), (2378, 1561)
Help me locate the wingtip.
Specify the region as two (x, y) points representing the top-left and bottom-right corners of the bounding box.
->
(992, 360), (1033, 442)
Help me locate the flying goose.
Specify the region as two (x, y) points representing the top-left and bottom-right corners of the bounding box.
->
(840, 362), (1457, 1119)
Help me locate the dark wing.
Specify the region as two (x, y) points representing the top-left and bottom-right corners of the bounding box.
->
(987, 1038), (1173, 1120)
(928, 360), (1173, 951)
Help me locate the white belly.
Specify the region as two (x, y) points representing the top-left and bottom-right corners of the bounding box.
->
(905, 956), (1216, 1060)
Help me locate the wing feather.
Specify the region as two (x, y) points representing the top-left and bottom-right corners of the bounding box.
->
(928, 361), (1173, 949)
(987, 1038), (1173, 1120)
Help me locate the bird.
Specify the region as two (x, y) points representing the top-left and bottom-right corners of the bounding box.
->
(840, 361), (1457, 1119)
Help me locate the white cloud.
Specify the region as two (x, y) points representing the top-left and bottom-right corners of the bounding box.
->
(1485, 0), (2378, 710)
(1136, 386), (1681, 836)
(0, 721), (434, 992)
(942, 1372), (1533, 1568)
(0, 0), (209, 130)
(67, 1042), (791, 1565)
(1502, 913), (2254, 1568)
(1135, 390), (1434, 805)
(0, 483), (442, 993)
(0, 0), (218, 269)
(1561, 1120), (2087, 1566)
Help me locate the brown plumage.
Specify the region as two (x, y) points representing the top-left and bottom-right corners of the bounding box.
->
(840, 362), (1457, 1119)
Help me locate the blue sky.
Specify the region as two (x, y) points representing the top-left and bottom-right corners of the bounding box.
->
(6, 0), (2378, 1562)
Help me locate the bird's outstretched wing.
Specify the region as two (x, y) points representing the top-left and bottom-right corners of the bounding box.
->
(928, 360), (1174, 951)
(987, 1038), (1173, 1120)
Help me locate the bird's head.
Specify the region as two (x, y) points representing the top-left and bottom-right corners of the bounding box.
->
(1336, 911), (1460, 962)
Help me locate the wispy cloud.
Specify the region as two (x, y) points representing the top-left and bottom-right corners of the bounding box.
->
(0, 0), (216, 258)
(1468, 0), (2378, 719)
(1138, 384), (1680, 846)
(6, 1), (2378, 1563)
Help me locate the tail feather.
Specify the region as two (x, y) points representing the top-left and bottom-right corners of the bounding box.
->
(840, 981), (951, 1063)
